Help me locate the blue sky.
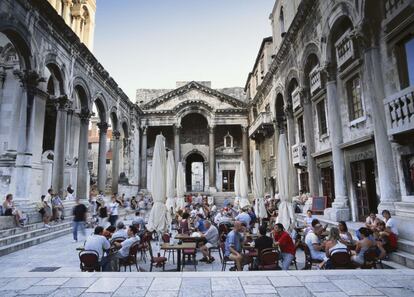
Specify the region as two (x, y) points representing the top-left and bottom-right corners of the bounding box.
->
(94, 0), (274, 100)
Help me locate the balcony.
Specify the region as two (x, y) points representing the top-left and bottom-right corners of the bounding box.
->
(335, 29), (354, 69)
(310, 67), (322, 95)
(385, 0), (408, 20)
(292, 88), (301, 111)
(384, 86), (414, 137)
(292, 143), (307, 166)
(249, 112), (274, 138)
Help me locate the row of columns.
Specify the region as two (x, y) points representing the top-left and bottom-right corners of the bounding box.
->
(140, 124), (250, 191)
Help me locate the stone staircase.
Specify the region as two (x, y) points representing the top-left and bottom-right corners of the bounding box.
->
(387, 239), (414, 268)
(212, 192), (235, 208)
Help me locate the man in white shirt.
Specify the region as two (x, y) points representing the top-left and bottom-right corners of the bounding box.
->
(111, 221), (128, 239)
(84, 226), (111, 270)
(304, 224), (326, 261)
(382, 209), (399, 235)
(199, 220), (219, 263)
(114, 225), (140, 259)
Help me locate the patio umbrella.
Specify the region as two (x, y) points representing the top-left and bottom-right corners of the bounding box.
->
(276, 134), (295, 230)
(239, 160), (250, 209)
(147, 134), (169, 233)
(253, 150), (267, 219)
(175, 162), (186, 211)
(166, 150), (176, 217)
(234, 166), (240, 207)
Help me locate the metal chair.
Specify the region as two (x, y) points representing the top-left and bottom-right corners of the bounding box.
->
(118, 241), (140, 272)
(148, 242), (167, 272)
(162, 233), (175, 264)
(79, 250), (100, 272)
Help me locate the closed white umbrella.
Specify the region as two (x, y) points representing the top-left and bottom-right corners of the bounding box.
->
(166, 150), (176, 215)
(253, 150), (267, 219)
(175, 162), (186, 211)
(234, 166), (240, 207)
(147, 134), (169, 233)
(276, 134), (295, 230)
(239, 160), (250, 208)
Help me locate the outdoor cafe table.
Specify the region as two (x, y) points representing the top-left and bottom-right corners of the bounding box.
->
(161, 242), (197, 271)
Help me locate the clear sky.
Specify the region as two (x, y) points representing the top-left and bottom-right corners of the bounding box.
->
(94, 0), (274, 100)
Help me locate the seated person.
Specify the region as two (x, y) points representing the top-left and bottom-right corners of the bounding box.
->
(304, 210), (314, 227)
(111, 221), (128, 240)
(351, 227), (375, 265)
(235, 208), (251, 228)
(199, 220), (219, 263)
(113, 225), (140, 261)
(365, 212), (379, 230)
(84, 226), (111, 270)
(382, 209), (399, 236)
(3, 194), (25, 226)
(132, 211), (146, 231)
(338, 221), (354, 245)
(323, 227), (349, 269)
(304, 224), (326, 261)
(255, 225), (273, 255)
(103, 226), (116, 240)
(179, 212), (191, 234)
(194, 214), (207, 232)
(51, 194), (64, 222)
(273, 223), (296, 270)
(224, 221), (245, 271)
(376, 220), (397, 254)
(130, 196), (137, 210)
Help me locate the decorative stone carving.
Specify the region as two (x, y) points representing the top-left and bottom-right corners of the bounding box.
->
(112, 130), (121, 140)
(97, 121), (109, 133)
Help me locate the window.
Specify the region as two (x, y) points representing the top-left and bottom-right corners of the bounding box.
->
(106, 159), (110, 164)
(297, 116), (305, 143)
(88, 142), (92, 149)
(224, 132), (233, 148)
(397, 36), (414, 89)
(346, 76), (364, 121)
(317, 100), (327, 136)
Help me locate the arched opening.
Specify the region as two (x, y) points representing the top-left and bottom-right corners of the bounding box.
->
(329, 16), (354, 69)
(180, 113), (208, 145)
(275, 93), (286, 132)
(185, 152), (205, 192)
(120, 121), (130, 182)
(304, 53), (319, 88)
(279, 6), (286, 37)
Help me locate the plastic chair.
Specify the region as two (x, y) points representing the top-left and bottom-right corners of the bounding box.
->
(79, 250), (100, 272)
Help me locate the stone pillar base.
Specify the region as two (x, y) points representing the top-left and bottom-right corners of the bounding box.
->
(209, 187), (217, 193)
(324, 207), (350, 222)
(377, 201), (396, 215)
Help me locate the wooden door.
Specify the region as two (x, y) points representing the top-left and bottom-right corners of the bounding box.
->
(222, 170), (235, 192)
(321, 167), (334, 207)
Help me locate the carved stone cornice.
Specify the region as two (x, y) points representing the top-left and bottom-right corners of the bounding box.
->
(97, 122), (108, 133)
(52, 95), (72, 111)
(112, 130), (121, 140)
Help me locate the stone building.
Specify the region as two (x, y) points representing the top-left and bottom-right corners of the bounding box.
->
(246, 0), (414, 236)
(137, 81), (249, 193)
(0, 0), (140, 204)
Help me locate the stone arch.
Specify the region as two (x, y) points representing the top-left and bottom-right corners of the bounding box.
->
(44, 62), (65, 96)
(0, 15), (33, 71)
(300, 43), (321, 87)
(121, 119), (129, 139)
(92, 93), (108, 123)
(176, 105), (213, 128)
(182, 149), (208, 164)
(72, 76), (91, 111)
(109, 107), (119, 131)
(285, 69), (300, 106)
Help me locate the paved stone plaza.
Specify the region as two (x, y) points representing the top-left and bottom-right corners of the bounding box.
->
(0, 269), (413, 297)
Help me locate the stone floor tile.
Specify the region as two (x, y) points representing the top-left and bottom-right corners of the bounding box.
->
(246, 295), (278, 297)
(304, 282), (341, 293)
(211, 277), (242, 291)
(276, 287), (312, 297)
(243, 284), (277, 294)
(325, 275), (358, 281)
(393, 279), (414, 291)
(239, 276), (271, 285)
(357, 275), (403, 288)
(212, 291), (246, 297)
(0, 291), (18, 297)
(149, 277), (181, 291)
(296, 276), (329, 283)
(312, 293), (349, 297)
(61, 278), (98, 288)
(377, 287), (414, 297)
(0, 278), (15, 287)
(180, 277), (211, 292)
(19, 285), (58, 295)
(113, 286), (148, 297)
(36, 277), (70, 286)
(268, 276), (303, 287)
(178, 290), (211, 297)
(0, 278), (44, 291)
(332, 279), (383, 296)
(80, 293), (112, 297)
(85, 278), (125, 293)
(145, 291), (178, 297)
(47, 287), (85, 297)
(121, 277), (153, 287)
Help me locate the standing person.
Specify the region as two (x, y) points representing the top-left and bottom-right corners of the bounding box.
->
(45, 188), (53, 207)
(51, 193), (64, 222)
(36, 195), (51, 228)
(224, 221), (245, 271)
(66, 184), (75, 200)
(72, 198), (87, 242)
(273, 223), (296, 270)
(108, 194), (119, 227)
(96, 193), (108, 227)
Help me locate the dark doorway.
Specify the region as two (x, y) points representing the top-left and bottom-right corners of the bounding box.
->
(185, 153), (205, 192)
(222, 170), (235, 192)
(351, 159), (377, 221)
(321, 166), (334, 208)
(42, 99), (57, 152)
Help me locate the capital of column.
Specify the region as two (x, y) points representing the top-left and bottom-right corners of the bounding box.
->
(13, 70), (45, 95)
(284, 103), (293, 118)
(321, 63), (337, 83)
(141, 126), (148, 135)
(97, 122), (109, 133)
(78, 109), (93, 124)
(174, 124), (181, 133)
(52, 95), (72, 111)
(208, 125), (215, 134)
(241, 125), (249, 134)
(113, 130), (121, 140)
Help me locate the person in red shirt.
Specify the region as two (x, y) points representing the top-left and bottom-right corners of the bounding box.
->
(273, 223), (296, 270)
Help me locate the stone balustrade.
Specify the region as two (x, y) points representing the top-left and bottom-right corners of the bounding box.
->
(248, 112), (273, 138)
(384, 86), (414, 136)
(309, 66), (322, 95)
(335, 29), (354, 68)
(292, 87), (301, 111)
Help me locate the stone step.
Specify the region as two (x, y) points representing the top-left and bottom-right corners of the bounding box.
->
(395, 202), (414, 218)
(381, 259), (410, 269)
(0, 227), (72, 257)
(0, 221), (73, 248)
(398, 239), (414, 254)
(388, 251), (414, 269)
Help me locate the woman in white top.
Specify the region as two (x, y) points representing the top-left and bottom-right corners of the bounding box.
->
(382, 209), (398, 236)
(322, 227), (349, 269)
(338, 221), (354, 245)
(108, 194), (119, 227)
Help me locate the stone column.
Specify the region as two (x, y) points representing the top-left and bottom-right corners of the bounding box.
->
(242, 125), (250, 183)
(324, 65), (350, 221)
(209, 126), (216, 191)
(112, 130), (121, 194)
(97, 122), (108, 193)
(174, 125), (181, 164)
(62, 0), (72, 23)
(140, 126), (148, 189)
(364, 47), (400, 213)
(303, 91), (318, 196)
(76, 110), (91, 200)
(285, 105), (299, 196)
(52, 95), (71, 197)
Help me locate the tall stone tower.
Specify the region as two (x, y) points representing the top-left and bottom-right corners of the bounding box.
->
(46, 0), (96, 51)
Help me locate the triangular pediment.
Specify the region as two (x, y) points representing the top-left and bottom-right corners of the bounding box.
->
(141, 81), (246, 111)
